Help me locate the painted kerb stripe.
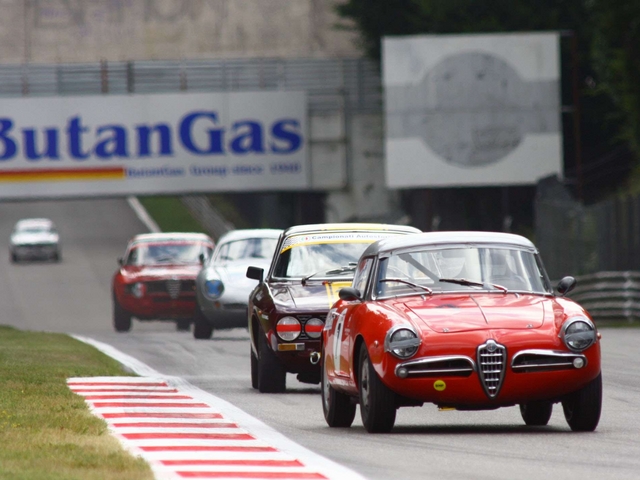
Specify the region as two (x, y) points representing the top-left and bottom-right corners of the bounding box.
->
(70, 336), (367, 480)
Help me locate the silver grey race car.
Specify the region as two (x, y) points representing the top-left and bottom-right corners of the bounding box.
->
(10, 218), (61, 263)
(193, 228), (282, 339)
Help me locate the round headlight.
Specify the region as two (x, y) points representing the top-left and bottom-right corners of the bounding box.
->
(276, 316), (301, 341)
(386, 327), (420, 359)
(204, 279), (224, 299)
(131, 282), (145, 298)
(562, 317), (596, 352)
(304, 317), (324, 339)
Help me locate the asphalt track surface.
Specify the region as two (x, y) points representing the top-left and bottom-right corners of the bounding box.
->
(1, 198), (639, 480)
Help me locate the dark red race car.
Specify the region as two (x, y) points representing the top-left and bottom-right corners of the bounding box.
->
(112, 232), (215, 332)
(322, 231), (602, 433)
(246, 223), (420, 393)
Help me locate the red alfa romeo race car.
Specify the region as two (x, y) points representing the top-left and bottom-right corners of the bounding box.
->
(247, 223), (420, 393)
(112, 232), (215, 332)
(322, 231), (602, 433)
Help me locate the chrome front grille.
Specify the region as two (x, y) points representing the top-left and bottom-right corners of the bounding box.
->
(477, 340), (506, 398)
(395, 355), (476, 378)
(166, 279), (181, 299)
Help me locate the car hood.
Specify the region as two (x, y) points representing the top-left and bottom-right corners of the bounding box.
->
(272, 281), (353, 311)
(403, 294), (549, 333)
(120, 264), (201, 281)
(11, 232), (59, 245)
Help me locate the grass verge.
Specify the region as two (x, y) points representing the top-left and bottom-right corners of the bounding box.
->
(0, 326), (153, 480)
(137, 195), (208, 233)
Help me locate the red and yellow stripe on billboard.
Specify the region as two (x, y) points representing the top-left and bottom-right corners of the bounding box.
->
(0, 167), (125, 182)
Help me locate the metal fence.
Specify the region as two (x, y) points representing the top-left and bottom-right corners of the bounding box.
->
(0, 57), (383, 114)
(536, 187), (640, 280)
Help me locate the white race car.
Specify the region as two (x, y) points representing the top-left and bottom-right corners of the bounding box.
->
(193, 229), (282, 339)
(10, 218), (61, 262)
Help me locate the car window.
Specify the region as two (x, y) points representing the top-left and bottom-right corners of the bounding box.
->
(353, 257), (373, 294)
(376, 245), (550, 297)
(126, 242), (213, 266)
(215, 238), (278, 263)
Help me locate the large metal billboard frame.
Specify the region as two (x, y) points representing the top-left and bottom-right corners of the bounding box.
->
(383, 32), (562, 188)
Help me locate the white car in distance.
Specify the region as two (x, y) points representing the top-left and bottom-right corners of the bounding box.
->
(10, 218), (61, 263)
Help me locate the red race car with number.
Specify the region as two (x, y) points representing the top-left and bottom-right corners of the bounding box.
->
(246, 223), (420, 393)
(112, 232), (215, 332)
(322, 231), (602, 433)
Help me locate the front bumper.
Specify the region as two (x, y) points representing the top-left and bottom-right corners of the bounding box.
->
(12, 244), (58, 259)
(383, 346), (600, 408)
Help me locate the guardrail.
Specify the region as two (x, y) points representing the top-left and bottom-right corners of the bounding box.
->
(568, 271), (640, 322)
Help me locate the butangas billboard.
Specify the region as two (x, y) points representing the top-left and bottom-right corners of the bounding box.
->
(383, 32), (562, 188)
(0, 91), (308, 198)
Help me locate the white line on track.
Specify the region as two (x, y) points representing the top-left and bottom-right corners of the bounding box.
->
(71, 335), (367, 480)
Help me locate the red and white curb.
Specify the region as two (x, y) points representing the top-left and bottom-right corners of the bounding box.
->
(70, 336), (366, 480)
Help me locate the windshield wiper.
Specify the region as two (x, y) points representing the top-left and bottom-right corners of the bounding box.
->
(380, 278), (433, 294)
(301, 263), (357, 285)
(438, 277), (508, 293)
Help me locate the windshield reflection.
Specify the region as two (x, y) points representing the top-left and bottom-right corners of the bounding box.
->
(376, 246), (551, 297)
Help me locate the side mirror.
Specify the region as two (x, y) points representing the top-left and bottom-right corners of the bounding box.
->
(339, 287), (362, 302)
(199, 253), (206, 265)
(556, 276), (577, 296)
(118, 257), (123, 266)
(246, 266), (264, 283)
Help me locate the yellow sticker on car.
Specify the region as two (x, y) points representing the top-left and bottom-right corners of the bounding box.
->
(325, 281), (352, 307)
(434, 380), (446, 391)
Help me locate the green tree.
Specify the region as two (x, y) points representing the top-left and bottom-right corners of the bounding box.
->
(588, 0), (640, 155)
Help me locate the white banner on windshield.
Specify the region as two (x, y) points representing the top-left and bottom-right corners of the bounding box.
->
(0, 91), (308, 198)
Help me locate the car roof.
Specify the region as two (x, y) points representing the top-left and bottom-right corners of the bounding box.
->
(282, 223), (420, 237)
(362, 231), (537, 257)
(15, 218), (54, 228)
(217, 229), (283, 244)
(130, 232), (214, 245)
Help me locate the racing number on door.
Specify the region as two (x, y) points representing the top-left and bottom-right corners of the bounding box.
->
(332, 310), (347, 375)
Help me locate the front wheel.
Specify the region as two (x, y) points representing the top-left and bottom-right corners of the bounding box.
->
(562, 373), (602, 432)
(257, 330), (286, 393)
(193, 305), (213, 339)
(113, 298), (132, 332)
(520, 400), (553, 426)
(250, 346), (258, 389)
(358, 344), (396, 433)
(322, 359), (356, 427)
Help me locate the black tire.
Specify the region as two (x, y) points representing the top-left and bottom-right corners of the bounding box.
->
(358, 344), (396, 433)
(250, 346), (259, 389)
(562, 373), (602, 432)
(257, 329), (286, 393)
(176, 319), (191, 331)
(520, 400), (553, 426)
(10, 253), (17, 263)
(193, 305), (213, 339)
(113, 299), (132, 332)
(322, 359), (356, 427)
(53, 251), (61, 262)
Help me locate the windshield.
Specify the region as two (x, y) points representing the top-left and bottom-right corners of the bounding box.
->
(375, 246), (551, 298)
(273, 232), (398, 279)
(215, 238), (278, 263)
(126, 242), (213, 266)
